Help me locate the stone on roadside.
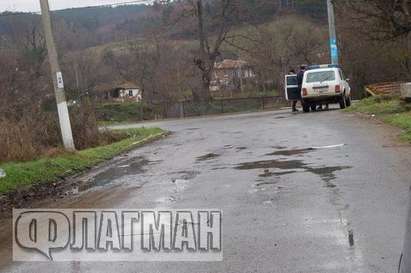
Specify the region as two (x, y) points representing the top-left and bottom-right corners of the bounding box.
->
(0, 169), (6, 179)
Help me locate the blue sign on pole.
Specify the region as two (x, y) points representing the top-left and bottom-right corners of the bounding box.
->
(330, 39), (339, 65)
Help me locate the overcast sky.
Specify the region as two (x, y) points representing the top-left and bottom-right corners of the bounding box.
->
(0, 0), (152, 13)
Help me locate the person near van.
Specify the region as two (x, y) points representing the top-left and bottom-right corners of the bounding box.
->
(288, 69), (299, 112)
(297, 65), (306, 88)
(295, 65), (307, 112)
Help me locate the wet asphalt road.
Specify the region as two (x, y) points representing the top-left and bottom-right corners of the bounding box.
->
(1, 108), (411, 273)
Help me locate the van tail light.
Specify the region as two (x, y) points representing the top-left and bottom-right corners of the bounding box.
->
(302, 88), (308, 96)
(335, 85), (341, 93)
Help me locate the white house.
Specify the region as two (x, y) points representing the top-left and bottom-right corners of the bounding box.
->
(105, 82), (143, 102)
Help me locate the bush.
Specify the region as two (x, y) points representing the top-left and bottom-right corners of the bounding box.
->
(0, 99), (108, 162)
(95, 102), (154, 123)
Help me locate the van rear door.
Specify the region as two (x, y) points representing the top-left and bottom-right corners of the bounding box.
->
(285, 75), (300, 101)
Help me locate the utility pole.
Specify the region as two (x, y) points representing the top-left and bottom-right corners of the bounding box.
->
(39, 0), (75, 150)
(327, 0), (339, 65)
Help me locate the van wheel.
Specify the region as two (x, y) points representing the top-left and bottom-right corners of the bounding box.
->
(339, 95), (347, 109)
(303, 103), (310, 113)
(311, 104), (317, 111)
(345, 95), (352, 107)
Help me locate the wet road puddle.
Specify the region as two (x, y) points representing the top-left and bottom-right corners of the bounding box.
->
(171, 171), (200, 192)
(255, 180), (285, 188)
(258, 170), (298, 178)
(235, 159), (351, 185)
(308, 166), (352, 184)
(90, 158), (149, 185)
(267, 144), (346, 157)
(266, 148), (313, 156)
(235, 159), (306, 171)
(75, 157), (158, 193)
(170, 170), (200, 181)
(152, 170), (201, 204)
(197, 153), (220, 162)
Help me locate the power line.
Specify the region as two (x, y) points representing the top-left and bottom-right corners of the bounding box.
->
(53, 0), (153, 10)
(0, 0), (153, 15)
(103, 0), (154, 7)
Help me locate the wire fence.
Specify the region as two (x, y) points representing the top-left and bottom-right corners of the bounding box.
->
(96, 96), (287, 123)
(157, 96), (286, 119)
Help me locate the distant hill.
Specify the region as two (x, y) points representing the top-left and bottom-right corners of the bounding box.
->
(0, 0), (327, 52)
(54, 4), (149, 33)
(0, 4), (154, 51)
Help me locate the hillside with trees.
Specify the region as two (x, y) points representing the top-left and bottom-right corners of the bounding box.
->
(1, 0), (410, 161)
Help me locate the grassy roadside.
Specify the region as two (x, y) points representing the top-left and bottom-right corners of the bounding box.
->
(347, 96), (411, 141)
(0, 127), (165, 194)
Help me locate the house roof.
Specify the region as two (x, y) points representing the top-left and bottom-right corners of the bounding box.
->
(215, 59), (249, 70)
(93, 81), (139, 93)
(116, 81), (139, 90)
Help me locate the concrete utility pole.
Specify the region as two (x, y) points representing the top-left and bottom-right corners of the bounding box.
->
(327, 0), (339, 65)
(39, 0), (75, 150)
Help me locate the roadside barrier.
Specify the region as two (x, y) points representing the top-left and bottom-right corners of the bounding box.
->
(365, 82), (404, 96)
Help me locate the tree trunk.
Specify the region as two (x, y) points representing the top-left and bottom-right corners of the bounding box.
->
(194, 0), (213, 103)
(407, 32), (411, 79)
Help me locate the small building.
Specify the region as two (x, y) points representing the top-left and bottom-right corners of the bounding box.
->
(211, 59), (256, 93)
(111, 82), (142, 102)
(97, 82), (143, 102)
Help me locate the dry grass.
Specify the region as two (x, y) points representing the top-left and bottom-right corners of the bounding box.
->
(0, 99), (120, 163)
(0, 115), (60, 162)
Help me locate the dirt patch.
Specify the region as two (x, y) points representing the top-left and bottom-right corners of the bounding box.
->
(197, 153), (220, 162)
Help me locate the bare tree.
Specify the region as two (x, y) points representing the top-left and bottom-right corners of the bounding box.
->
(226, 16), (325, 92)
(334, 0), (411, 88)
(335, 0), (411, 39)
(188, 0), (239, 102)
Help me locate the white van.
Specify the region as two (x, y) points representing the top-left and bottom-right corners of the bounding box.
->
(285, 65), (352, 112)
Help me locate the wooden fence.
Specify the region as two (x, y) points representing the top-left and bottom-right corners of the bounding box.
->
(365, 82), (404, 96)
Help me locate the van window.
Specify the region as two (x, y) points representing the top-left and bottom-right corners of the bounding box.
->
(306, 71), (336, 83)
(287, 76), (298, 86)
